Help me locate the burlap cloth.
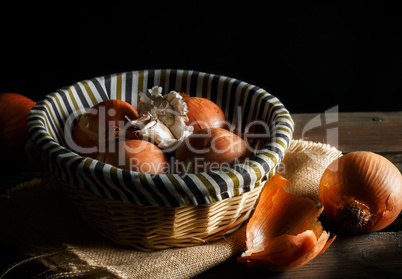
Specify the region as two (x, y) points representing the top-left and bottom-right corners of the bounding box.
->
(0, 140), (341, 279)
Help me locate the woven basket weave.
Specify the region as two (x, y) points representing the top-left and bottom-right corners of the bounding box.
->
(28, 69), (293, 250)
(61, 180), (264, 251)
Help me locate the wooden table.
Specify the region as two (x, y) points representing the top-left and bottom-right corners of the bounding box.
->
(196, 111), (402, 279)
(1, 111), (401, 278)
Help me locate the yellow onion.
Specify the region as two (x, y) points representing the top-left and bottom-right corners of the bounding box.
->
(319, 151), (402, 234)
(174, 128), (251, 173)
(0, 93), (36, 170)
(238, 174), (335, 271)
(181, 93), (228, 132)
(96, 139), (169, 174)
(73, 100), (139, 158)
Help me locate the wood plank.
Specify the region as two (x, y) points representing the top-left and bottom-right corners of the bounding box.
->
(195, 232), (402, 279)
(292, 111), (402, 154)
(248, 232), (402, 279)
(196, 220), (402, 279)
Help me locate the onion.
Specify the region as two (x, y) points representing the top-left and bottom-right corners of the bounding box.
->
(96, 139), (169, 174)
(319, 151), (402, 234)
(181, 94), (228, 132)
(238, 174), (335, 271)
(174, 128), (251, 173)
(72, 100), (138, 158)
(0, 93), (36, 169)
(233, 116), (271, 151)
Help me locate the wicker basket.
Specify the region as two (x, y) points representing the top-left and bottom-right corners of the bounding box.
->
(61, 180), (264, 251)
(28, 69), (293, 250)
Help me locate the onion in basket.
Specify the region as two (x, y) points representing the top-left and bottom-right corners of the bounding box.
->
(174, 127), (251, 173)
(72, 100), (139, 158)
(96, 139), (169, 174)
(180, 93), (228, 132)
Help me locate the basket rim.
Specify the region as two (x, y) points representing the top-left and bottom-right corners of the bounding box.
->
(27, 69), (294, 207)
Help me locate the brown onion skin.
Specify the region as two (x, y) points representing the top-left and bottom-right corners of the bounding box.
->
(0, 93), (36, 169)
(319, 151), (402, 234)
(175, 128), (251, 173)
(182, 96), (228, 132)
(73, 100), (139, 158)
(96, 139), (169, 174)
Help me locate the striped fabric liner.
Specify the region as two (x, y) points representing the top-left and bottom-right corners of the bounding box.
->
(28, 69), (294, 207)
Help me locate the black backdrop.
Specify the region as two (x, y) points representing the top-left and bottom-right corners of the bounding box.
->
(1, 2), (401, 113)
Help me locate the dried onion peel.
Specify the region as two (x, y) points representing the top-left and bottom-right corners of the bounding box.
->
(238, 174), (335, 271)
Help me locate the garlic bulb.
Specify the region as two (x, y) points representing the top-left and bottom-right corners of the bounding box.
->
(128, 86), (194, 151)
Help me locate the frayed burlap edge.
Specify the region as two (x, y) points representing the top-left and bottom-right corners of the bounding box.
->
(278, 139), (342, 204)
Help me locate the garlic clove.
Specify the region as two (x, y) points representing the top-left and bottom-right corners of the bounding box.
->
(165, 90), (189, 116)
(168, 115), (193, 141)
(140, 120), (177, 149)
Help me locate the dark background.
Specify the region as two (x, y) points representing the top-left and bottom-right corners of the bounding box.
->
(1, 2), (401, 113)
